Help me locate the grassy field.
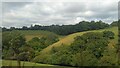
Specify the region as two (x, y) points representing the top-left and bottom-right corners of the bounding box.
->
(39, 27), (118, 55)
(1, 60), (54, 66)
(1, 60), (74, 68)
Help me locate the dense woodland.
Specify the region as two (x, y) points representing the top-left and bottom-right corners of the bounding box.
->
(2, 20), (119, 67)
(2, 31), (59, 60)
(2, 20), (117, 35)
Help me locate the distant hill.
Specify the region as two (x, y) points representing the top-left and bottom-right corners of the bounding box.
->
(2, 20), (109, 35)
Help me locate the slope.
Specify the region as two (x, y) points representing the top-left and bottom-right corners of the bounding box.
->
(35, 27), (118, 57)
(3, 30), (62, 41)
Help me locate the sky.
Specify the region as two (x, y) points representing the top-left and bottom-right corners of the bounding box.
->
(1, 0), (119, 28)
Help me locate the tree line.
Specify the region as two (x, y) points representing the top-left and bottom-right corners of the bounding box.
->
(2, 20), (117, 35)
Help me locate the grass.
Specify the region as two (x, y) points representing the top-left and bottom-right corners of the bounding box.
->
(1, 60), (54, 66)
(39, 27), (118, 55)
(1, 60), (74, 68)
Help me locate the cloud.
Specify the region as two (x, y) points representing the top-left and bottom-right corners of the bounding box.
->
(2, 0), (119, 2)
(2, 1), (118, 27)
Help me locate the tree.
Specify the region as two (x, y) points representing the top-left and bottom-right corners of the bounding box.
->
(28, 37), (44, 52)
(103, 31), (115, 39)
(10, 27), (16, 31)
(19, 45), (35, 61)
(28, 36), (59, 52)
(110, 21), (118, 26)
(99, 47), (118, 66)
(22, 26), (28, 30)
(2, 31), (26, 67)
(72, 51), (98, 66)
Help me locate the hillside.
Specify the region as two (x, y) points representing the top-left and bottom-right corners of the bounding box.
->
(18, 30), (63, 41)
(34, 27), (118, 60)
(2, 27), (118, 66)
(3, 30), (62, 41)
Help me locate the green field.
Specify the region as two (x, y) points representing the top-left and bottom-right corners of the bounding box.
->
(38, 27), (118, 55)
(1, 60), (74, 68)
(1, 60), (53, 66)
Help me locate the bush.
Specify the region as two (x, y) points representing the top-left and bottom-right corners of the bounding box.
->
(103, 31), (115, 39)
(28, 35), (59, 52)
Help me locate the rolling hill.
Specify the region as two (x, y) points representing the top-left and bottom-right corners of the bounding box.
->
(3, 30), (63, 41)
(34, 27), (118, 61)
(19, 30), (63, 41)
(2, 27), (118, 66)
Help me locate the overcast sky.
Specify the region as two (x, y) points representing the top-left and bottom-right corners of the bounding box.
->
(1, 0), (119, 27)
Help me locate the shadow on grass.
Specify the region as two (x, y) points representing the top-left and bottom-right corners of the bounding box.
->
(1, 66), (119, 68)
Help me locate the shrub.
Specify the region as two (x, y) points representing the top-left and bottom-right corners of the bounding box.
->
(103, 31), (115, 39)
